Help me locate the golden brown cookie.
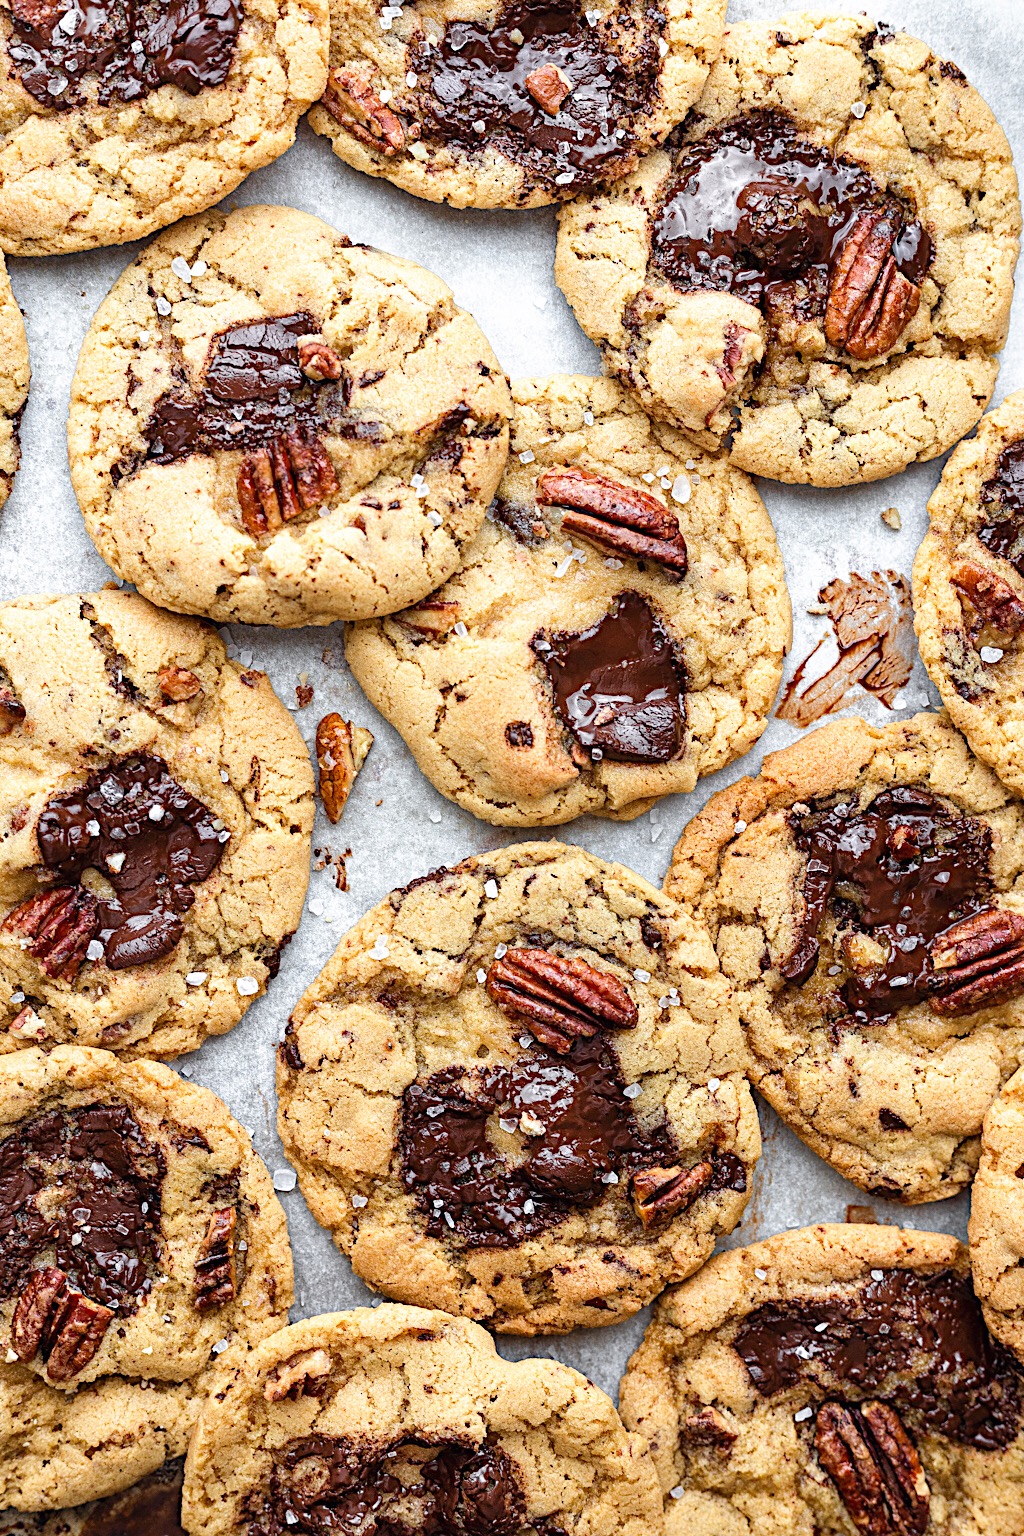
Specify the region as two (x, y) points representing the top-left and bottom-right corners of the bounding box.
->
(969, 1064), (1024, 1365)
(0, 256), (28, 513)
(0, 1461), (184, 1535)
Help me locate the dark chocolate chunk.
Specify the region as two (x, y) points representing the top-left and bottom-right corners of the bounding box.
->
(732, 1268), (1022, 1452)
(978, 440), (1024, 576)
(533, 589), (685, 764)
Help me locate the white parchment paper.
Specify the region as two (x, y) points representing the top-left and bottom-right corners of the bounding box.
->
(2, 0), (1020, 1398)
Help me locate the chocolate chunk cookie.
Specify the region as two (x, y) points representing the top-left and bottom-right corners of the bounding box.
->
(0, 589), (313, 1061)
(0, 1046), (293, 1511)
(346, 375), (790, 826)
(620, 1223), (1024, 1536)
(182, 1303), (662, 1535)
(0, 258), (28, 514)
(969, 1065), (1024, 1365)
(0, 1461), (184, 1535)
(308, 0), (727, 209)
(277, 841), (759, 1334)
(914, 390), (1024, 798)
(664, 712), (1024, 1203)
(68, 206), (512, 628)
(556, 12), (1020, 486)
(0, 0), (328, 256)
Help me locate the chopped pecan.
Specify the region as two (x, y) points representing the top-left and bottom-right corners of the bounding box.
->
(928, 907), (1024, 1016)
(158, 665), (202, 703)
(316, 714), (374, 824)
(825, 211), (923, 361)
(680, 1405), (738, 1457)
(323, 67), (406, 156)
(0, 687), (25, 735)
(12, 1266), (113, 1383)
(951, 560), (1024, 650)
(525, 63), (573, 115)
(536, 466), (688, 574)
(485, 947), (638, 1053)
(298, 339), (344, 382)
(236, 426), (338, 538)
(264, 1347), (333, 1402)
(631, 1160), (713, 1227)
(194, 1207), (237, 1311)
(399, 599), (461, 637)
(8, 1004), (47, 1040)
(814, 1400), (930, 1536)
(840, 932), (889, 976)
(3, 886), (100, 981)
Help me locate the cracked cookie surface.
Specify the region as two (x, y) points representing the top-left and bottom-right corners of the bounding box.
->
(182, 1302), (663, 1535)
(0, 1046), (293, 1512)
(0, 588), (312, 1061)
(969, 1065), (1024, 1366)
(664, 712), (1024, 1204)
(555, 11), (1020, 486)
(0, 1459), (184, 1534)
(620, 1223), (1024, 1536)
(0, 257), (29, 514)
(308, 0), (726, 210)
(345, 375), (790, 826)
(68, 205), (512, 628)
(914, 390), (1024, 798)
(0, 0), (328, 257)
(276, 840), (759, 1334)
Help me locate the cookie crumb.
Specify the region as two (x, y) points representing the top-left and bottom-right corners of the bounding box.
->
(881, 506), (902, 530)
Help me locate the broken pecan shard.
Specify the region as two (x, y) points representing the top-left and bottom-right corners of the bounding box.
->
(951, 560), (1024, 650)
(536, 466), (689, 574)
(928, 907), (1024, 1016)
(0, 687), (25, 735)
(825, 211), (923, 361)
(525, 63), (573, 115)
(814, 1400), (930, 1536)
(323, 67), (406, 156)
(194, 1207), (237, 1311)
(12, 1266), (113, 1383)
(631, 1160), (713, 1226)
(485, 947), (638, 1053)
(399, 599), (461, 637)
(680, 1405), (738, 1457)
(158, 665), (202, 703)
(316, 713), (374, 824)
(236, 427), (339, 538)
(3, 886), (100, 981)
(264, 1346), (333, 1402)
(8, 1003), (46, 1040)
(298, 339), (344, 382)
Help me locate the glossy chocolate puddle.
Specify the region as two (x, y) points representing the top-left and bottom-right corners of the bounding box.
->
(8, 0), (241, 111)
(733, 1268), (1022, 1451)
(979, 439), (1024, 576)
(411, 0), (662, 191)
(781, 786), (992, 1023)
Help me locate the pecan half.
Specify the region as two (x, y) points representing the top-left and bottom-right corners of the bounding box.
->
(237, 426), (338, 538)
(485, 947), (638, 1053)
(194, 1207), (237, 1311)
(158, 665), (202, 703)
(323, 67), (406, 156)
(525, 63), (573, 115)
(951, 560), (1024, 650)
(631, 1160), (713, 1227)
(12, 1266), (113, 1383)
(536, 466), (689, 573)
(928, 907), (1024, 1016)
(316, 714), (374, 824)
(298, 339), (344, 382)
(0, 687), (25, 735)
(3, 886), (100, 981)
(264, 1347), (333, 1402)
(680, 1405), (738, 1457)
(814, 1400), (930, 1536)
(825, 212), (922, 361)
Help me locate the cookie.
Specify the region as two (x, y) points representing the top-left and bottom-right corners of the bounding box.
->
(277, 840), (759, 1334)
(0, 589), (313, 1061)
(181, 1302), (663, 1535)
(345, 374), (790, 827)
(0, 1046), (293, 1511)
(968, 1064), (1024, 1365)
(0, 0), (328, 257)
(67, 205), (512, 629)
(555, 11), (1020, 487)
(913, 390), (1024, 798)
(620, 1223), (1024, 1536)
(0, 257), (28, 513)
(664, 712), (1024, 1204)
(307, 0), (727, 210)
(0, 1461), (184, 1535)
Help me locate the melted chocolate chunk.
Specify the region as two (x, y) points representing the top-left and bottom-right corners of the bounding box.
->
(247, 1437), (530, 1536)
(651, 112), (931, 315)
(145, 313), (346, 466)
(8, 0), (241, 111)
(0, 1102), (164, 1312)
(782, 786), (992, 1023)
(533, 590), (685, 764)
(79, 1462), (185, 1536)
(978, 440), (1024, 576)
(732, 1268), (1022, 1452)
(38, 753), (227, 970)
(412, 0), (662, 191)
(400, 1033), (677, 1248)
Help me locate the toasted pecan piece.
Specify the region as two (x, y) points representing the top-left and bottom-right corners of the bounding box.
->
(814, 1400), (929, 1536)
(399, 599), (462, 637)
(158, 665), (202, 703)
(525, 63), (573, 114)
(928, 907), (1024, 1016)
(951, 560), (1024, 650)
(298, 339), (344, 382)
(194, 1207), (237, 1311)
(3, 886), (100, 981)
(485, 947), (638, 1053)
(316, 714), (374, 824)
(680, 1405), (738, 1456)
(537, 466), (689, 573)
(237, 428), (338, 537)
(631, 1160), (713, 1227)
(264, 1347), (333, 1402)
(324, 67), (406, 156)
(825, 211), (922, 361)
(12, 1266), (113, 1383)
